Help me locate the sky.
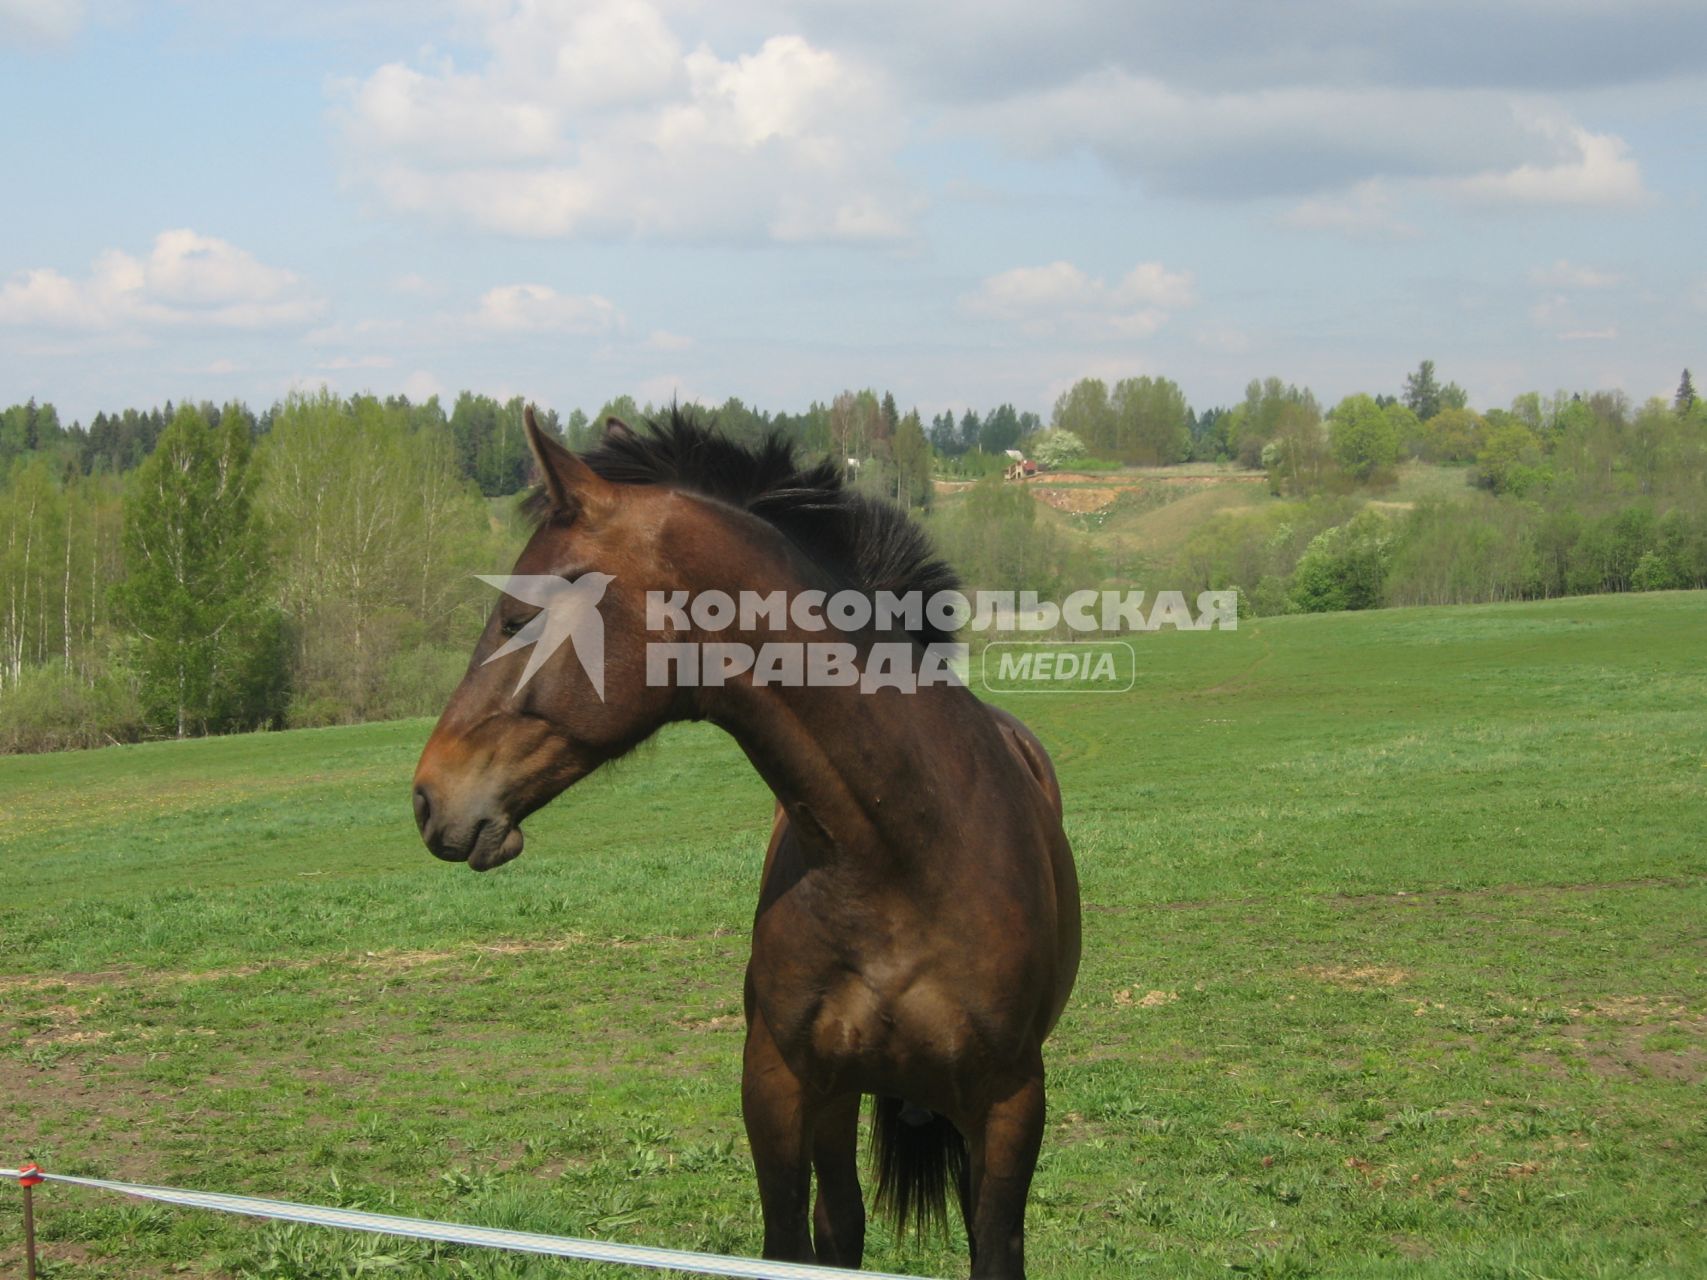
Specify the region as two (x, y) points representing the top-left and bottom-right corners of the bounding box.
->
(2, 0), (1704, 426)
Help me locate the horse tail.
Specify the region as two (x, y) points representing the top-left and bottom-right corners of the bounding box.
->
(868, 1096), (969, 1238)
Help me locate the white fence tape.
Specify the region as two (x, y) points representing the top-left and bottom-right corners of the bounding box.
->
(3, 1166), (935, 1280)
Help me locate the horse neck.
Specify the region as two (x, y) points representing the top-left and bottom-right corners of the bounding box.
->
(670, 539), (975, 866)
(702, 660), (970, 865)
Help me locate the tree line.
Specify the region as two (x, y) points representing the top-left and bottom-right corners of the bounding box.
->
(1172, 365), (1707, 615)
(0, 384), (954, 751)
(1, 393), (508, 751)
(2, 362), (1702, 751)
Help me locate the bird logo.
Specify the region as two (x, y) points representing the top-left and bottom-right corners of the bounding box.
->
(476, 573), (615, 699)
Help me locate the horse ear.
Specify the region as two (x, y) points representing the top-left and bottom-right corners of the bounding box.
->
(524, 405), (608, 517)
(604, 416), (635, 443)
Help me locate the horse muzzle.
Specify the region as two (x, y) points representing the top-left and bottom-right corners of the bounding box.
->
(413, 782), (526, 872)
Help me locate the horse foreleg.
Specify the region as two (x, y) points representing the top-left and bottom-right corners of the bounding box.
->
(741, 1008), (815, 1262)
(810, 1092), (865, 1267)
(964, 1065), (1046, 1280)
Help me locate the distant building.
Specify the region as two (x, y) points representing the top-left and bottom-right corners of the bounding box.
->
(1004, 458), (1038, 481)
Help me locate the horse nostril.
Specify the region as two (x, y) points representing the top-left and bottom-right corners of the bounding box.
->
(413, 784), (433, 832)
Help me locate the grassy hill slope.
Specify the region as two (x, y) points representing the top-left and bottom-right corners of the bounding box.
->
(932, 460), (1473, 580)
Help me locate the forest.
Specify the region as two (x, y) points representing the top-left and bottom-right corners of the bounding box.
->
(1, 362), (1702, 753)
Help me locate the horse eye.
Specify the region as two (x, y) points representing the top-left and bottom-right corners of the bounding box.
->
(500, 616), (525, 637)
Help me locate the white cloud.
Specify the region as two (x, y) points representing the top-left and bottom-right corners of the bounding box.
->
(969, 261), (1095, 315)
(1114, 262), (1197, 310)
(1450, 122), (1647, 207)
(485, 0), (687, 112)
(0, 0), (84, 44)
(0, 230), (323, 332)
(963, 259), (1194, 338)
(1559, 328), (1618, 342)
(1530, 260), (1624, 289)
(335, 1), (912, 243)
(473, 283), (620, 334)
(644, 329), (695, 351)
(342, 61), (560, 164)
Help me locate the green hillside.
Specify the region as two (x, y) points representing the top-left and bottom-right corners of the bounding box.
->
(932, 460), (1476, 581)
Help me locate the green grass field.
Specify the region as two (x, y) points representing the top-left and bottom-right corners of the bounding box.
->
(3, 592), (1705, 1278)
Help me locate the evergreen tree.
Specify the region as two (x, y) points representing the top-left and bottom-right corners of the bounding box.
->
(1677, 369), (1697, 414)
(929, 410), (960, 455)
(1403, 360), (1443, 421)
(1405, 368), (1432, 417)
(958, 408), (983, 453)
(979, 403), (1023, 454)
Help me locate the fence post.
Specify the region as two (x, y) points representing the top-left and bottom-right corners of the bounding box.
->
(19, 1163), (44, 1280)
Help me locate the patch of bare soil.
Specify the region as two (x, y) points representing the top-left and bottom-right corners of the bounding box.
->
(1553, 996), (1705, 1083)
(7, 1000), (106, 1046)
(1031, 486), (1120, 514)
(1113, 988), (1178, 1008)
(1299, 965), (1411, 988)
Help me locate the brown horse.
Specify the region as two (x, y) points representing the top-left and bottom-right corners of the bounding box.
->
(413, 408), (1080, 1278)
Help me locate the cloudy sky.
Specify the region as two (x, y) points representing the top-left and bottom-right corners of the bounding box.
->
(3, 0), (1703, 425)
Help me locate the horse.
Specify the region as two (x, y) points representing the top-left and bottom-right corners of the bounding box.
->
(412, 407), (1080, 1278)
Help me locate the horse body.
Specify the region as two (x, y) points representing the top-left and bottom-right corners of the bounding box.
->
(414, 409), (1079, 1278)
(738, 691), (1078, 1260)
(744, 704), (1076, 1107)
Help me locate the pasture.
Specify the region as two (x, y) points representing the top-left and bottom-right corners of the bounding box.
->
(2, 592), (1704, 1278)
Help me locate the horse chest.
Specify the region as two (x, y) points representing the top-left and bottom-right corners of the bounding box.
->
(822, 981), (970, 1085)
(750, 831), (1053, 1089)
(751, 948), (1000, 1088)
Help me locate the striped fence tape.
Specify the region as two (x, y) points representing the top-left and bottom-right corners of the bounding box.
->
(3, 1166), (935, 1280)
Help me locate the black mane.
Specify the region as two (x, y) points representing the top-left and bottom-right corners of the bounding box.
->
(533, 408), (961, 645)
